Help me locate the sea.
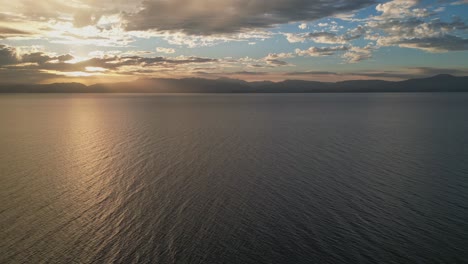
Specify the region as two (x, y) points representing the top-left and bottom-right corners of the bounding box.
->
(1, 93), (467, 263)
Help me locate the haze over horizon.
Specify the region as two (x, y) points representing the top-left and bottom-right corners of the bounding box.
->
(1, 0), (468, 85)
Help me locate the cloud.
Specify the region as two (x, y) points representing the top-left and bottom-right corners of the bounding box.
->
(2, 43), (468, 84)
(375, 0), (421, 19)
(305, 32), (348, 44)
(156, 47), (176, 54)
(0, 27), (33, 38)
(263, 53), (295, 67)
(370, 17), (468, 52)
(0, 44), (223, 83)
(285, 26), (366, 44)
(298, 23), (308, 30)
(293, 44), (374, 63)
(159, 30), (273, 48)
(0, 45), (19, 66)
(124, 0), (375, 35)
(342, 45), (374, 63)
(2, 44), (297, 82)
(1, 0), (467, 83)
(367, 0), (468, 52)
(1, 45), (74, 66)
(295, 46), (349, 56)
(451, 0), (468, 5)
(286, 71), (339, 76)
(381, 35), (468, 52)
(284, 33), (307, 43)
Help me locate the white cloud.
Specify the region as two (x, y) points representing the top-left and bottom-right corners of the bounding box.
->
(342, 45), (374, 63)
(375, 0), (421, 19)
(156, 47), (176, 54)
(299, 23), (308, 30)
(451, 0), (468, 5)
(367, 0), (468, 53)
(295, 46), (349, 57)
(284, 26), (365, 44)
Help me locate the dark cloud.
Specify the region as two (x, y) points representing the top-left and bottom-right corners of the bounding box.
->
(0, 27), (33, 38)
(124, 0), (375, 35)
(57, 54), (74, 62)
(392, 35), (468, 52)
(265, 59), (289, 66)
(0, 46), (77, 66)
(22, 52), (57, 65)
(0, 45), (18, 65)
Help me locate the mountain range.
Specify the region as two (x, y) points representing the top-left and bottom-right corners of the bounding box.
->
(1, 74), (467, 93)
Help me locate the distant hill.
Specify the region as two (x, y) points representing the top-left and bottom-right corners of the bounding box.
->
(1, 74), (467, 93)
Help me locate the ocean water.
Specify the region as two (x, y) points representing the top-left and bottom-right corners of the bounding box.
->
(1, 93), (467, 263)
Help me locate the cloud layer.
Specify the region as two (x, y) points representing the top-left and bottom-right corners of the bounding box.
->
(0, 0), (467, 84)
(124, 0), (374, 35)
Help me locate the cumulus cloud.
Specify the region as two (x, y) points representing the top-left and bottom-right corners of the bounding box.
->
(285, 26), (366, 44)
(293, 44), (374, 63)
(304, 32), (348, 44)
(0, 45), (76, 66)
(367, 0), (468, 52)
(295, 46), (349, 57)
(0, 45), (19, 65)
(263, 53), (295, 66)
(375, 0), (421, 19)
(156, 47), (176, 54)
(158, 30), (273, 48)
(342, 45), (374, 63)
(264, 53), (295, 60)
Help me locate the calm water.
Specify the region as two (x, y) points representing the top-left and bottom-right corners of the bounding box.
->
(1, 93), (468, 263)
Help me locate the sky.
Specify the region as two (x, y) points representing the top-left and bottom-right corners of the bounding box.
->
(0, 0), (468, 84)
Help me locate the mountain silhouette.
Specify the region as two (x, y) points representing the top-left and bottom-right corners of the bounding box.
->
(1, 75), (467, 93)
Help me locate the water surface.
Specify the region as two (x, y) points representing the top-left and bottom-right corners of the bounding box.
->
(1, 93), (468, 263)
